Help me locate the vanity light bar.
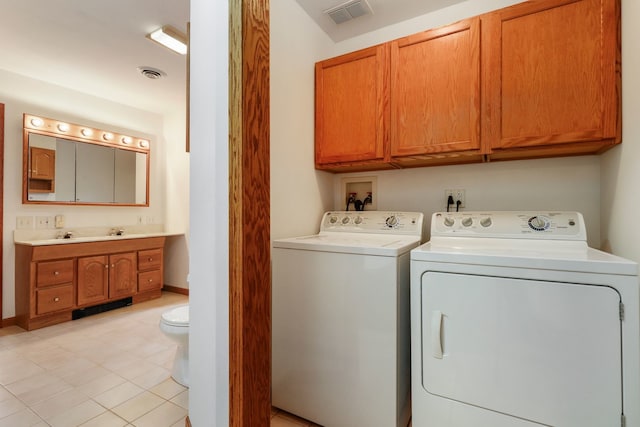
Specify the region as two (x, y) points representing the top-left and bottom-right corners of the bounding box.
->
(23, 114), (151, 152)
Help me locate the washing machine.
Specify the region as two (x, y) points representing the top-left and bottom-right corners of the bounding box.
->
(272, 211), (424, 427)
(410, 211), (640, 427)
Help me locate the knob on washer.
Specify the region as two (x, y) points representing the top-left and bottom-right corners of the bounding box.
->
(444, 217), (455, 227)
(462, 217), (473, 227)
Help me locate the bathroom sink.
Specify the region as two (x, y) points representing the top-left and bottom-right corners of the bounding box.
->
(16, 233), (162, 246)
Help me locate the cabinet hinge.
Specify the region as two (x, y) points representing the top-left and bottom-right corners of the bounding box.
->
(621, 413), (626, 427)
(620, 302), (625, 321)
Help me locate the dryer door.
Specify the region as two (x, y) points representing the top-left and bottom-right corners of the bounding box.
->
(421, 271), (622, 427)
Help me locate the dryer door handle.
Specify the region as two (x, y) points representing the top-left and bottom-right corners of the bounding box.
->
(432, 310), (443, 359)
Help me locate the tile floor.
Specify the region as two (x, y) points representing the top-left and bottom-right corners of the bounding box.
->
(0, 292), (189, 427)
(0, 292), (404, 427)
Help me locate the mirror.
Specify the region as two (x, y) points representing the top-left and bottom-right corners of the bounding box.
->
(23, 114), (150, 206)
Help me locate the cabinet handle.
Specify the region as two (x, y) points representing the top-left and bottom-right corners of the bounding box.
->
(111, 264), (115, 268)
(148, 257), (153, 262)
(148, 278), (153, 283)
(54, 271), (59, 276)
(105, 264), (109, 269)
(54, 297), (60, 302)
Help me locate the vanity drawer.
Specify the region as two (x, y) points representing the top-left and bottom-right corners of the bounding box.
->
(138, 270), (162, 292)
(138, 249), (162, 271)
(36, 285), (74, 315)
(36, 259), (74, 287)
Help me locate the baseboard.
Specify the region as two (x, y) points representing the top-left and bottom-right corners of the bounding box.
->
(164, 285), (189, 296)
(2, 317), (16, 328)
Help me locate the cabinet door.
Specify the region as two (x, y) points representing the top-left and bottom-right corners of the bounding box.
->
(390, 18), (481, 161)
(483, 0), (620, 156)
(109, 252), (137, 299)
(77, 255), (109, 306)
(315, 45), (390, 169)
(30, 147), (56, 180)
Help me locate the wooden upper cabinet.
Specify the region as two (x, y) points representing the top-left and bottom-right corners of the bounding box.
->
(483, 0), (620, 158)
(30, 147), (55, 180)
(390, 17), (482, 165)
(315, 45), (392, 171)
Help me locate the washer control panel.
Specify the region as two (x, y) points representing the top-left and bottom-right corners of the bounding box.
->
(321, 211), (424, 236)
(431, 211), (586, 240)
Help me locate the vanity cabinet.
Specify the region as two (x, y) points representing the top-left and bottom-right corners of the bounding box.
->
(35, 259), (74, 315)
(15, 237), (165, 330)
(77, 252), (137, 306)
(315, 0), (620, 172)
(138, 249), (163, 292)
(482, 0), (620, 160)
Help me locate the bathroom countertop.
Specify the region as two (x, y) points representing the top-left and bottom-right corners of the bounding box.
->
(14, 227), (184, 246)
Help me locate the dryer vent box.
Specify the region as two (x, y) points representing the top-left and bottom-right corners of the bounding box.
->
(340, 176), (377, 211)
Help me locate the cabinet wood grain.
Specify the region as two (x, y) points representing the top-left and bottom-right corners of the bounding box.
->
(390, 17), (482, 167)
(314, 0), (621, 171)
(483, 0), (620, 159)
(315, 45), (392, 171)
(15, 237), (165, 330)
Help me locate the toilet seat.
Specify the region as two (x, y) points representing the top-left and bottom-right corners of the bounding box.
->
(161, 305), (189, 327)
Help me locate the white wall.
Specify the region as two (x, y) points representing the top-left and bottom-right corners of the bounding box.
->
(162, 109), (191, 288)
(601, 0), (640, 261)
(270, 0), (336, 239)
(335, 157), (601, 246)
(188, 0), (229, 425)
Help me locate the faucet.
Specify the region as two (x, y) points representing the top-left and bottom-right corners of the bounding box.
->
(110, 228), (125, 236)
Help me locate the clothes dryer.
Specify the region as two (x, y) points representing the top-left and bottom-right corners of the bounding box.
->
(411, 211), (639, 427)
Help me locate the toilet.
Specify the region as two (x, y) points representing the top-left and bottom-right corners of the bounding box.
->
(159, 304), (189, 387)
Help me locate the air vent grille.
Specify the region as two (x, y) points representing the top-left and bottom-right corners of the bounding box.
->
(325, 0), (373, 25)
(137, 66), (166, 80)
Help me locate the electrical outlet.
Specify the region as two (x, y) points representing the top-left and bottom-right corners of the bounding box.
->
(445, 189), (466, 209)
(16, 216), (34, 229)
(36, 216), (53, 229)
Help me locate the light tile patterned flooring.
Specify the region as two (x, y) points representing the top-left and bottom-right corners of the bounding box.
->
(0, 292), (189, 427)
(0, 292), (405, 427)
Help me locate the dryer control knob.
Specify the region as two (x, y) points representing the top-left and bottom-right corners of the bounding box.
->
(480, 217), (492, 227)
(528, 215), (549, 231)
(462, 217), (473, 227)
(329, 216), (338, 224)
(386, 215), (398, 228)
(354, 216), (363, 225)
(444, 217), (455, 227)
(341, 216), (350, 225)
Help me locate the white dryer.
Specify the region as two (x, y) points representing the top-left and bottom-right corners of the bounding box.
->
(272, 211), (424, 427)
(411, 211), (639, 427)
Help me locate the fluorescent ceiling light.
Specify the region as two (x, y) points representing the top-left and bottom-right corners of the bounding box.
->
(147, 25), (188, 55)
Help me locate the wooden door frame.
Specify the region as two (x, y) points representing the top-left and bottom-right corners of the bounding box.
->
(0, 103), (4, 324)
(229, 1), (271, 426)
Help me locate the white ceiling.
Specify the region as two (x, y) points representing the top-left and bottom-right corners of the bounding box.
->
(0, 1), (463, 118)
(295, 0), (468, 42)
(0, 0), (189, 116)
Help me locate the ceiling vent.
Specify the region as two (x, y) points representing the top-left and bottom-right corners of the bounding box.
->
(137, 66), (166, 80)
(325, 0), (373, 25)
